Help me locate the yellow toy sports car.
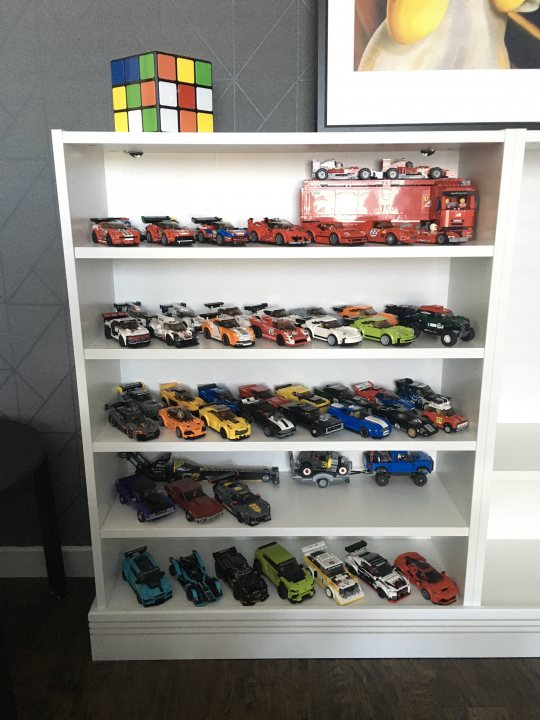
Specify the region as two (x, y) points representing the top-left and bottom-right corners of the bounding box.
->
(274, 384), (330, 412)
(199, 403), (251, 441)
(159, 382), (205, 413)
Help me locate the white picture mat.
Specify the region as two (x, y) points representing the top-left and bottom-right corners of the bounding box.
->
(325, 0), (540, 127)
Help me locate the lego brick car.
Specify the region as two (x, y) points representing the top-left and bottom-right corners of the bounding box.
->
(157, 406), (206, 439)
(148, 314), (198, 347)
(363, 450), (434, 487)
(247, 217), (310, 245)
(168, 550), (222, 606)
(238, 383), (284, 408)
(313, 382), (370, 408)
(213, 546), (269, 605)
(164, 476), (223, 523)
(116, 382), (161, 419)
(240, 399), (296, 438)
(245, 304), (310, 346)
(274, 384), (330, 411)
(201, 315), (256, 347)
(102, 312), (151, 347)
(141, 215), (195, 245)
(344, 540), (411, 602)
(91, 217), (141, 246)
(254, 541), (315, 603)
(311, 159), (368, 181)
(333, 305), (398, 325)
(197, 383), (238, 412)
(191, 216), (249, 245)
(302, 221), (369, 245)
(384, 304), (475, 347)
(116, 474), (176, 523)
(213, 479), (271, 525)
(159, 382), (205, 413)
(352, 381), (415, 410)
(350, 316), (416, 346)
(327, 403), (392, 439)
(159, 303), (204, 332)
(394, 377), (450, 411)
(199, 403), (251, 440)
(287, 306), (330, 324)
(289, 450), (353, 488)
(203, 302), (251, 327)
(114, 301), (154, 327)
(303, 316), (362, 346)
(370, 405), (438, 439)
(105, 401), (160, 441)
(280, 402), (343, 437)
(122, 546), (172, 606)
(302, 541), (365, 605)
(394, 552), (458, 605)
(378, 158), (449, 181)
(422, 401), (469, 434)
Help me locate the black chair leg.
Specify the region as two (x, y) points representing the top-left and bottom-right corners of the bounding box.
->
(32, 460), (67, 598)
(0, 616), (17, 719)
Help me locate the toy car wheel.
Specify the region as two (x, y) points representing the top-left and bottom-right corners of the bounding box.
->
(126, 427), (134, 438)
(360, 427), (370, 438)
(157, 415), (164, 426)
(385, 232), (398, 246)
(407, 427), (418, 438)
(417, 467), (429, 476)
(304, 327), (313, 340)
(462, 328), (476, 342)
(310, 428), (319, 437)
(380, 334), (392, 346)
(169, 563), (176, 577)
(329, 232), (339, 246)
(436, 233), (447, 245)
(375, 470), (390, 487)
(145, 231), (153, 243)
(306, 229), (315, 243)
(421, 588), (431, 601)
(315, 168), (328, 180)
(412, 472), (428, 487)
(337, 465), (348, 475)
(120, 335), (128, 348)
(92, 231), (99, 244)
(203, 327), (211, 339)
(301, 464), (313, 477)
(104, 325), (112, 339)
(252, 325), (262, 338)
(166, 334), (175, 346)
(186, 587), (196, 603)
(385, 168), (399, 180)
(325, 587), (333, 599)
(118, 494), (128, 504)
(233, 585), (241, 601)
(411, 323), (423, 337)
(121, 569), (127, 580)
(263, 425), (273, 438)
(317, 477), (329, 488)
(160, 233), (168, 246)
(327, 334), (339, 347)
(175, 427), (183, 439)
(148, 325), (155, 337)
(275, 232), (284, 246)
(236, 511), (244, 524)
(106, 234), (113, 246)
(222, 334), (230, 346)
(358, 167), (372, 180)
(276, 335), (285, 346)
(216, 234), (224, 245)
(376, 587), (387, 599)
(249, 230), (259, 243)
(137, 511), (146, 523)
(278, 583), (288, 599)
(441, 331), (458, 347)
(443, 423), (453, 434)
(108, 415), (117, 427)
(220, 428), (228, 439)
(185, 511), (194, 522)
(429, 166), (443, 179)
(196, 231), (205, 242)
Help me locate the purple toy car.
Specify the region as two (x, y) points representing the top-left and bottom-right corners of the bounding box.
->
(115, 474), (176, 523)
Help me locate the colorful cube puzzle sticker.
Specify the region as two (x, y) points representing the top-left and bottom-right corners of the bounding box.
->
(111, 51), (213, 132)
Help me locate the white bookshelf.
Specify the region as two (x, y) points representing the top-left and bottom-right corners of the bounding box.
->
(52, 129), (540, 660)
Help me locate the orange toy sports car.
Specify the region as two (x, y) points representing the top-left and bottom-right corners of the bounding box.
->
(332, 305), (398, 325)
(157, 406), (206, 439)
(201, 316), (256, 347)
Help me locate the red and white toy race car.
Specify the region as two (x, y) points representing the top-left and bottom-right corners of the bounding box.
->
(247, 218), (310, 246)
(90, 218), (141, 246)
(244, 304), (310, 346)
(101, 312), (151, 347)
(141, 216), (195, 245)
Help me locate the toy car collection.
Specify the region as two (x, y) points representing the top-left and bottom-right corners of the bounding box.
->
(384, 304), (476, 346)
(199, 403), (251, 440)
(91, 217), (141, 246)
(350, 316), (416, 345)
(275, 384), (330, 411)
(290, 451), (354, 488)
(247, 217), (310, 245)
(394, 552), (458, 605)
(303, 316), (362, 346)
(280, 402), (343, 437)
(192, 216), (249, 245)
(102, 312), (151, 347)
(213, 546), (269, 605)
(213, 479), (271, 525)
(363, 450), (434, 487)
(344, 540), (411, 601)
(122, 546), (173, 606)
(201, 315), (255, 347)
(327, 403), (392, 439)
(105, 401), (160, 441)
(141, 216), (195, 245)
(117, 382), (161, 419)
(157, 406), (206, 439)
(366, 405), (438, 438)
(148, 314), (198, 347)
(254, 541), (315, 603)
(164, 477), (223, 523)
(116, 474), (176, 523)
(168, 550), (222, 606)
(159, 382), (205, 413)
(302, 541), (364, 605)
(197, 383), (238, 411)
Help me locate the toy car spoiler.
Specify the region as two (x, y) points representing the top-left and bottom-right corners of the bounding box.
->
(244, 303), (268, 313)
(301, 540), (327, 556)
(344, 540), (368, 553)
(199, 311), (219, 319)
(90, 217), (128, 223)
(159, 304), (174, 314)
(204, 301), (224, 309)
(159, 382), (179, 391)
(102, 311), (128, 320)
(141, 215), (173, 223)
(118, 381), (144, 392)
(274, 383), (293, 391)
(191, 216), (222, 223)
(332, 305), (347, 312)
(124, 546), (147, 558)
(197, 383), (218, 391)
(114, 303), (130, 313)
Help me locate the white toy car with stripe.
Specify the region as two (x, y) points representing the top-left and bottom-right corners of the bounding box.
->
(303, 316), (362, 346)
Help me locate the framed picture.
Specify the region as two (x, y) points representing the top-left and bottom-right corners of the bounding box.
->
(317, 0), (540, 131)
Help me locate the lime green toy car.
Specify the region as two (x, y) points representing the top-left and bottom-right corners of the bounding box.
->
(351, 316), (416, 346)
(253, 541), (315, 603)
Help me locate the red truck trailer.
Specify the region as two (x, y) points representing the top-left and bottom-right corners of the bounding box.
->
(301, 177), (477, 245)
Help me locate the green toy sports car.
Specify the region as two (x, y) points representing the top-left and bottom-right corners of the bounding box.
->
(254, 541), (315, 603)
(351, 316), (416, 346)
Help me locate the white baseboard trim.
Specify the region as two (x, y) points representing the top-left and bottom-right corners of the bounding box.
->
(0, 546), (94, 578)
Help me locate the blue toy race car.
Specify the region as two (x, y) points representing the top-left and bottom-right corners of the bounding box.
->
(116, 474), (176, 523)
(363, 450), (434, 487)
(327, 403), (392, 439)
(197, 383), (238, 412)
(168, 550), (222, 606)
(191, 217), (249, 246)
(122, 546), (173, 606)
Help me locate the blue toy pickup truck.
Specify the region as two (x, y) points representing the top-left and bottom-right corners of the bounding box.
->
(362, 450), (434, 487)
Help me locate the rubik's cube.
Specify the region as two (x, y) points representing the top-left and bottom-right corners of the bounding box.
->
(111, 51), (213, 133)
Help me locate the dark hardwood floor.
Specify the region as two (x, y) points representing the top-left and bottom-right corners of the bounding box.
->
(1, 578), (540, 720)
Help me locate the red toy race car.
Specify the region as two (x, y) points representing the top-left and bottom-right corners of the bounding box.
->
(238, 383), (284, 409)
(302, 221), (369, 246)
(247, 218), (310, 246)
(244, 304), (310, 346)
(141, 216), (195, 245)
(394, 551), (458, 605)
(90, 218), (140, 246)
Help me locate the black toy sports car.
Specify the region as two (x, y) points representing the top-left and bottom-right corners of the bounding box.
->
(313, 382), (369, 408)
(105, 401), (160, 441)
(213, 546), (269, 605)
(280, 402), (343, 437)
(213, 479), (271, 525)
(117, 382), (161, 419)
(373, 405), (438, 438)
(240, 399), (296, 438)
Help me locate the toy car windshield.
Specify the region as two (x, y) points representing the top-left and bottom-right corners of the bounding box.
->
(278, 558), (305, 582)
(371, 562), (394, 578)
(160, 220), (182, 229)
(425, 568), (444, 582)
(223, 306), (242, 316)
(139, 568), (163, 588)
(122, 319), (140, 330)
(275, 319), (295, 330)
(105, 221), (130, 229)
(132, 390), (152, 401)
(167, 321), (188, 331)
(216, 409), (235, 421)
(269, 219), (293, 228)
(171, 407), (195, 421)
(215, 221), (234, 229)
(217, 318), (241, 328)
(296, 391), (316, 401)
(127, 410), (147, 423)
(176, 388), (195, 400)
(265, 308), (288, 318)
(319, 319), (341, 329)
(373, 319), (392, 328)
